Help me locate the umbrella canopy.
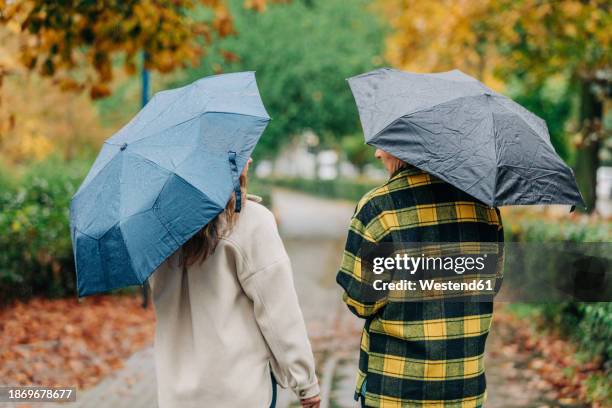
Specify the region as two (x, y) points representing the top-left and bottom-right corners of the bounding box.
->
(70, 72), (270, 297)
(348, 68), (583, 207)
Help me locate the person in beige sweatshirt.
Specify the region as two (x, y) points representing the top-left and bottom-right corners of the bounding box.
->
(149, 159), (320, 408)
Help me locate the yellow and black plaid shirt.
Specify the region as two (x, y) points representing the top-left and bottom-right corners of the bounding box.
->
(337, 166), (503, 408)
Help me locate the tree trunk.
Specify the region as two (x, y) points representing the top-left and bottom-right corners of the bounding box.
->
(574, 80), (602, 213)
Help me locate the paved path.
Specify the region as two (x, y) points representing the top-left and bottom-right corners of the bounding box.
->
(270, 189), (358, 408)
(23, 188), (563, 408)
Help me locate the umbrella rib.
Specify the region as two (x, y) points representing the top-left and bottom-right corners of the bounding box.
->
(110, 87), (185, 144)
(110, 111), (270, 147)
(372, 97), (497, 205)
(72, 148), (119, 200)
(358, 68), (488, 86)
(487, 97), (549, 143)
(97, 237), (111, 292)
(124, 150), (226, 210)
(73, 155), (127, 203)
(74, 151), (200, 242)
(113, 174), (184, 283)
(72, 225), (98, 241)
(144, 175), (183, 263)
(490, 99), (499, 206)
(74, 110), (269, 201)
(113, 116), (200, 147)
(368, 94), (487, 143)
(497, 164), (563, 175)
(98, 220), (142, 284)
(125, 144), (189, 171)
(126, 151), (185, 187)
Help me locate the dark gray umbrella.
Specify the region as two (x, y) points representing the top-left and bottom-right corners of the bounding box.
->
(348, 68), (584, 207)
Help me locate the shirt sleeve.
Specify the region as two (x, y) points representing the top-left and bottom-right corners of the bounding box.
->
(240, 257), (320, 399)
(233, 208), (320, 400)
(336, 201), (388, 319)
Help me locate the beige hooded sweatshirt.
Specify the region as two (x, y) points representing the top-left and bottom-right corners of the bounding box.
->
(150, 197), (319, 408)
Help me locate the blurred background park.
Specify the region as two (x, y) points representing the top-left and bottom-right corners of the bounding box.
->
(0, 0), (610, 407)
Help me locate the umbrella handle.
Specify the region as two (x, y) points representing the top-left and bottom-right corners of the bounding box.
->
(228, 151), (242, 213)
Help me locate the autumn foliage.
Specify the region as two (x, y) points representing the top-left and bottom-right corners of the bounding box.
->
(0, 295), (155, 389)
(0, 0), (273, 99)
(379, 0), (610, 83)
(492, 308), (611, 407)
(0, 0), (275, 163)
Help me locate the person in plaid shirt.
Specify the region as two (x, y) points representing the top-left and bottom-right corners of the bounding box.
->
(337, 149), (504, 408)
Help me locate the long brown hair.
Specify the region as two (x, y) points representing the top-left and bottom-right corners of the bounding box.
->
(181, 174), (247, 267)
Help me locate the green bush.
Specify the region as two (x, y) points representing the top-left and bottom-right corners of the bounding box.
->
(0, 158), (89, 303)
(262, 176), (378, 202)
(246, 177), (273, 208)
(507, 217), (612, 388)
(576, 303), (612, 360)
(507, 217), (612, 404)
(0, 160), (14, 195)
(507, 217), (611, 242)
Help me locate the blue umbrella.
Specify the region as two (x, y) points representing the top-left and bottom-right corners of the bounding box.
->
(70, 72), (270, 296)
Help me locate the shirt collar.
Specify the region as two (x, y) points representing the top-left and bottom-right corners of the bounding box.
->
(389, 163), (425, 181)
